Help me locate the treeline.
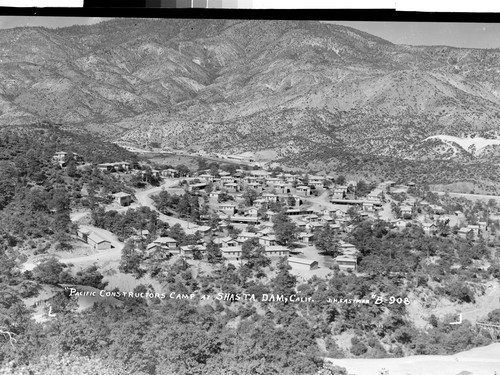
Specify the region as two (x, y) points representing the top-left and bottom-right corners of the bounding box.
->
(1, 234), (498, 374)
(0, 185), (73, 247)
(90, 206), (164, 242)
(0, 268), (325, 375)
(349, 220), (497, 304)
(151, 191), (201, 221)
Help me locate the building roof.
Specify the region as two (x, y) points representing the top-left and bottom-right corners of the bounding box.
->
(214, 236), (235, 244)
(180, 244), (207, 251)
(265, 246), (289, 252)
(288, 257), (317, 265)
(112, 192), (131, 198)
(239, 232), (262, 238)
(153, 237), (177, 244)
(221, 246), (243, 253)
(335, 255), (357, 262)
(88, 232), (108, 244)
(299, 232), (314, 238)
(196, 226), (212, 232)
(260, 235), (277, 241)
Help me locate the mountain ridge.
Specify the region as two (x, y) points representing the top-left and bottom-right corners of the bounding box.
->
(2, 18), (500, 187)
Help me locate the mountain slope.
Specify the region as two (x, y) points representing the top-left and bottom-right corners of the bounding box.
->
(2, 19), (500, 186)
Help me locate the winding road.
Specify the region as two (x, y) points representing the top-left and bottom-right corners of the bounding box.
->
(134, 178), (202, 234)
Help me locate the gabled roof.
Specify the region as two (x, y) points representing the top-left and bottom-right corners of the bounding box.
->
(288, 257), (317, 265)
(196, 226), (212, 232)
(264, 246), (289, 252)
(180, 245), (207, 251)
(214, 237), (238, 245)
(112, 192), (131, 198)
(153, 237), (177, 244)
(335, 255), (357, 262)
(260, 235), (277, 241)
(88, 232), (108, 244)
(298, 232), (314, 238)
(239, 231), (261, 238)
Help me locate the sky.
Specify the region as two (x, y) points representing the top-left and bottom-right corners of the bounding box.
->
(0, 16), (109, 29)
(0, 16), (500, 49)
(330, 22), (500, 49)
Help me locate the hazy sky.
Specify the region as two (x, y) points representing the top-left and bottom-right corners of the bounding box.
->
(331, 22), (500, 49)
(0, 16), (109, 29)
(0, 17), (500, 49)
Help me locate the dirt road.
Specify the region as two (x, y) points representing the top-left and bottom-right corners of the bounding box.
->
(327, 343), (500, 375)
(135, 178), (202, 234)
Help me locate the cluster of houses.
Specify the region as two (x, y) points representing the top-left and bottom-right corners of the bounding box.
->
(329, 181), (397, 212)
(52, 151), (84, 167)
(196, 169), (332, 196)
(142, 223), (357, 273)
(389, 195), (489, 239)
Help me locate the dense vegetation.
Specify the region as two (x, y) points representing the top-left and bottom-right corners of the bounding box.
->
(0, 123), (139, 253)
(1, 123), (500, 374)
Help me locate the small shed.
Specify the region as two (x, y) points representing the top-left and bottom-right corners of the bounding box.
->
(288, 257), (319, 271)
(112, 192), (132, 206)
(335, 255), (357, 272)
(87, 232), (111, 251)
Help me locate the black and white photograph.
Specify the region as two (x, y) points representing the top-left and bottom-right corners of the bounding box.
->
(1, 11), (500, 375)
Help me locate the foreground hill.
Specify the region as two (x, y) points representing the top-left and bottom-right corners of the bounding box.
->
(2, 19), (500, 188)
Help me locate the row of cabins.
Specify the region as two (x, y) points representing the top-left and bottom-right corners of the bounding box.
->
(329, 197), (383, 212)
(216, 193), (304, 216)
(199, 170), (331, 195)
(391, 218), (487, 237)
(96, 164), (183, 179)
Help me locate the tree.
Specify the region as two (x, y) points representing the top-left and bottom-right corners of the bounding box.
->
(168, 224), (186, 245)
(74, 265), (108, 289)
(177, 164), (190, 177)
(302, 174), (310, 186)
(66, 159), (78, 177)
(315, 223), (339, 256)
(437, 219), (451, 237)
(196, 157), (208, 171)
(272, 257), (296, 295)
(273, 212), (298, 246)
(32, 258), (68, 285)
(335, 175), (346, 185)
(119, 240), (144, 276)
(206, 240), (223, 264)
(346, 206), (361, 223)
(242, 189), (258, 206)
(0, 161), (17, 210)
(241, 238), (270, 269)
